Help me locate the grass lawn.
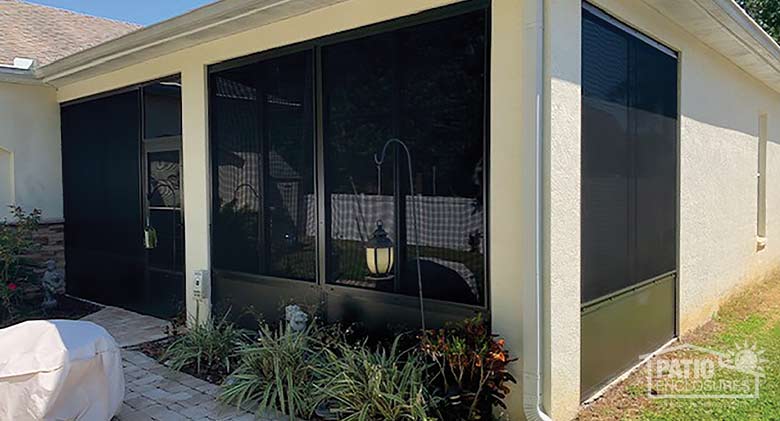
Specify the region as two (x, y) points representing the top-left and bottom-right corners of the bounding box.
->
(579, 273), (780, 421)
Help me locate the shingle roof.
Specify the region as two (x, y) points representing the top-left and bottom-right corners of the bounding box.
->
(0, 0), (140, 67)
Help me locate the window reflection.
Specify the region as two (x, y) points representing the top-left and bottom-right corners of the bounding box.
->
(323, 10), (487, 305)
(211, 51), (316, 281)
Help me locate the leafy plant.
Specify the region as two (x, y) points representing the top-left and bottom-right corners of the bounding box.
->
(220, 323), (321, 421)
(0, 206), (41, 324)
(313, 334), (439, 421)
(161, 311), (247, 383)
(421, 315), (516, 420)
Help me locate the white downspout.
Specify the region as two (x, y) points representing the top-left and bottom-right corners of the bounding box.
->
(522, 0), (552, 420)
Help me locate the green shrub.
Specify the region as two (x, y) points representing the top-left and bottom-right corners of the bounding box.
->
(220, 323), (321, 421)
(421, 315), (516, 420)
(0, 206), (41, 324)
(313, 334), (439, 421)
(161, 311), (247, 383)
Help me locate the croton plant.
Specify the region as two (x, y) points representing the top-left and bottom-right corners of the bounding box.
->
(421, 314), (516, 420)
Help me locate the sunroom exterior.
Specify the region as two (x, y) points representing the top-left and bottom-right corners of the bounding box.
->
(3, 0), (780, 419)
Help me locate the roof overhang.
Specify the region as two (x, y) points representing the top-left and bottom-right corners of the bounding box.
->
(36, 0), (348, 86)
(31, 0), (780, 94)
(0, 67), (45, 86)
(643, 0), (780, 93)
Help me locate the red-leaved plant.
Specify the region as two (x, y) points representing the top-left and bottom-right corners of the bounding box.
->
(420, 314), (516, 420)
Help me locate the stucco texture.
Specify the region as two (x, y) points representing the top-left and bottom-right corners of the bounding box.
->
(0, 82), (62, 220)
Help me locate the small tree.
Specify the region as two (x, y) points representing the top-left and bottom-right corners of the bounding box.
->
(737, 0), (780, 42)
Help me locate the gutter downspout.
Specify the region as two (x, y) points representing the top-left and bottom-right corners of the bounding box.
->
(522, 0), (552, 420)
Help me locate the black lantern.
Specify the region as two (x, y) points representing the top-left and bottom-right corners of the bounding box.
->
(365, 220), (394, 280)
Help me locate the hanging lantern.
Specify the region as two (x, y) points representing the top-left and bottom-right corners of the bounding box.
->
(365, 220), (394, 279)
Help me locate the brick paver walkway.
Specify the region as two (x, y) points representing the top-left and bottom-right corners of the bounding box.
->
(114, 350), (269, 421)
(81, 307), (284, 420)
(81, 306), (171, 347)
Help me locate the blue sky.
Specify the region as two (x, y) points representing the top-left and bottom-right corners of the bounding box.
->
(27, 0), (215, 26)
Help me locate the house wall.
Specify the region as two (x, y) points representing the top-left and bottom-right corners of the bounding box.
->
(0, 82), (62, 221)
(546, 0), (780, 418)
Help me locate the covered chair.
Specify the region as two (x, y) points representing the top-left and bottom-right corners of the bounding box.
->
(0, 320), (124, 421)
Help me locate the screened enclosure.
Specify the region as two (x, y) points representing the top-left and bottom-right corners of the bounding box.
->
(61, 77), (184, 318)
(210, 1), (489, 329)
(580, 3), (678, 399)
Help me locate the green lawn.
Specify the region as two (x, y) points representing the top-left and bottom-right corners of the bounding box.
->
(580, 274), (780, 421)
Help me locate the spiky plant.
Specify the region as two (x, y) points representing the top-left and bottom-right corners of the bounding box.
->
(220, 323), (321, 421)
(313, 334), (439, 421)
(161, 311), (247, 382)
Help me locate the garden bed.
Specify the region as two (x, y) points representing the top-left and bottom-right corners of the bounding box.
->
(136, 310), (515, 421)
(0, 295), (101, 329)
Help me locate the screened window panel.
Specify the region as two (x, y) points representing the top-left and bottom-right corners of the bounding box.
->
(61, 90), (143, 304)
(581, 10), (631, 302)
(323, 10), (487, 305)
(323, 31), (399, 293)
(144, 79), (182, 139)
(211, 51), (316, 281)
(581, 7), (678, 303)
(633, 41), (678, 283)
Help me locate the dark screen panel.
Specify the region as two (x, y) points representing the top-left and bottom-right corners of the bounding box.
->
(144, 79), (182, 139)
(581, 12), (631, 302)
(633, 41), (678, 282)
(322, 30), (398, 292)
(323, 10), (487, 305)
(211, 72), (261, 274)
(211, 51), (316, 281)
(581, 7), (678, 303)
(61, 90), (143, 305)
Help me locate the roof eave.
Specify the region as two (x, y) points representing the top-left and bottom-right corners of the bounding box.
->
(644, 0), (780, 94)
(36, 0), (348, 86)
(0, 67), (46, 86)
(36, 0), (780, 94)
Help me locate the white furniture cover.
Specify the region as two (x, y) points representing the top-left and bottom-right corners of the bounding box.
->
(0, 320), (125, 421)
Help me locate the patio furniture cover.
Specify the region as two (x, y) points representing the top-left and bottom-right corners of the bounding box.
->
(0, 320), (124, 421)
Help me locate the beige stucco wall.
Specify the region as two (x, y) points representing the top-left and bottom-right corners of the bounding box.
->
(0, 81), (62, 221)
(543, 0), (582, 418)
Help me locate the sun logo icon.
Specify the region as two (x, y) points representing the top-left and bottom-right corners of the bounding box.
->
(722, 342), (766, 375)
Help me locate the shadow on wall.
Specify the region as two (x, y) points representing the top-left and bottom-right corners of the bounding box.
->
(0, 147), (13, 218)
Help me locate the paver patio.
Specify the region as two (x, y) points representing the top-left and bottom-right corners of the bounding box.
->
(81, 306), (171, 347)
(114, 350), (267, 421)
(82, 306), (283, 421)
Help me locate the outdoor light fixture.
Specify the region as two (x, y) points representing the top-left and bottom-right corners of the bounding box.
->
(365, 220), (394, 279)
(370, 138), (427, 330)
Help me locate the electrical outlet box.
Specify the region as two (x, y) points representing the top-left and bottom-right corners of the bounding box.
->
(193, 270), (211, 300)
